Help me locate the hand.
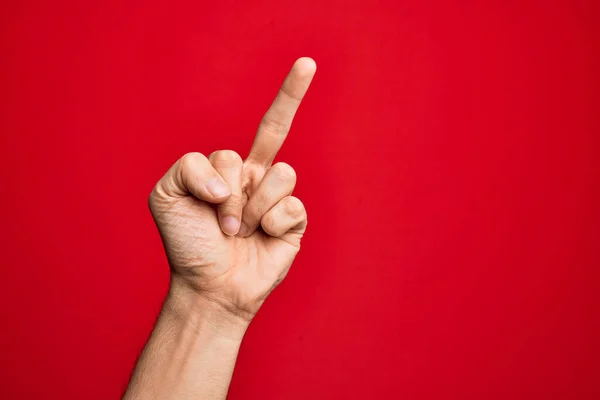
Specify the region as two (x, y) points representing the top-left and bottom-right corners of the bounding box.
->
(149, 58), (316, 326)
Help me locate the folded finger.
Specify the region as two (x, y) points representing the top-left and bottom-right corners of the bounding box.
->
(260, 196), (307, 238)
(209, 150), (244, 236)
(154, 152), (231, 202)
(238, 162), (297, 237)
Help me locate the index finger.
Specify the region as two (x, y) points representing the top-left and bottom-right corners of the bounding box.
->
(247, 57), (317, 167)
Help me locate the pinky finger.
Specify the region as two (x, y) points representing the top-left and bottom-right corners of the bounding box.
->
(261, 196), (307, 238)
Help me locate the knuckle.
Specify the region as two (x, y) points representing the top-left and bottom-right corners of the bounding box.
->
(283, 196), (304, 218)
(260, 115), (288, 136)
(180, 152), (206, 171)
(261, 212), (276, 231)
(271, 162), (297, 183)
(209, 150), (242, 167)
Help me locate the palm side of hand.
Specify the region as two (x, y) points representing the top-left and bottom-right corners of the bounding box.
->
(149, 58), (316, 320)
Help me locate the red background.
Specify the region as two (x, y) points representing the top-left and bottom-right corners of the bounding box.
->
(1, 0), (599, 398)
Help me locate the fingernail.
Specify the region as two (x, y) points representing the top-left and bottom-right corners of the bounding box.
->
(221, 216), (240, 236)
(206, 178), (230, 198)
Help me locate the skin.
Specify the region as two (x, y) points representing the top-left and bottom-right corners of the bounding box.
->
(123, 57), (316, 399)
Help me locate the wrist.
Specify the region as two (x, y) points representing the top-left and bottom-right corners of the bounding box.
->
(165, 275), (250, 342)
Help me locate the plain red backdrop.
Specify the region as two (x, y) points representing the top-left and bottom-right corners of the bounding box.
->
(1, 0), (599, 398)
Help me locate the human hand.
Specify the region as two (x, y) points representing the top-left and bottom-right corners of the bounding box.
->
(148, 58), (316, 328)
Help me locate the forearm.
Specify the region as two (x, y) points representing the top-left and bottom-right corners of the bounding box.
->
(124, 276), (249, 400)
